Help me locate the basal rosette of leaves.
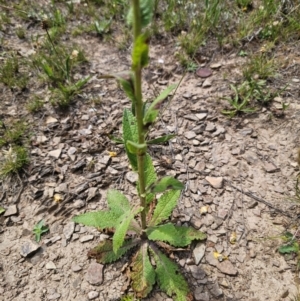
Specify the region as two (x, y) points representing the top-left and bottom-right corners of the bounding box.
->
(73, 1), (206, 300)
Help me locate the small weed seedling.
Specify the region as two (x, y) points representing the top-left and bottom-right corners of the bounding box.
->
(278, 232), (300, 269)
(73, 1), (206, 300)
(221, 83), (256, 117)
(33, 220), (49, 242)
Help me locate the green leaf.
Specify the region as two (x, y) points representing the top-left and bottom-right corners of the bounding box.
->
(131, 243), (156, 298)
(152, 176), (184, 193)
(65, 56), (71, 79)
(118, 75), (136, 103)
(147, 223), (206, 247)
(127, 0), (154, 28)
(143, 153), (157, 204)
(132, 33), (149, 69)
(149, 190), (180, 226)
(0, 207), (5, 214)
(113, 206), (143, 253)
(73, 211), (119, 229)
(33, 219), (49, 242)
(107, 189), (131, 216)
(278, 242), (299, 254)
(126, 141), (147, 155)
(123, 109), (138, 170)
(144, 84), (177, 125)
(88, 239), (139, 264)
(42, 63), (53, 78)
(147, 134), (176, 145)
(74, 76), (91, 90)
(108, 134), (124, 144)
(151, 247), (189, 301)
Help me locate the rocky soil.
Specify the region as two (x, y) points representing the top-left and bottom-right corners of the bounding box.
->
(1, 28), (300, 301)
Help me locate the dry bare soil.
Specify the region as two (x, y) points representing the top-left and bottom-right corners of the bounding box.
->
(1, 1), (300, 301)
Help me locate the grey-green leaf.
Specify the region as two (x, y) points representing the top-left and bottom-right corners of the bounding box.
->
(149, 190), (180, 226)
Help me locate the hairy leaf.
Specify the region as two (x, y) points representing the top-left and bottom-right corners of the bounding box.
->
(144, 153), (157, 204)
(107, 189), (131, 217)
(143, 84), (177, 125)
(123, 109), (138, 170)
(152, 176), (184, 193)
(147, 223), (206, 247)
(131, 243), (156, 298)
(127, 0), (154, 28)
(88, 239), (140, 264)
(151, 247), (189, 301)
(132, 33), (149, 69)
(113, 207), (143, 253)
(73, 211), (119, 229)
(147, 134), (176, 145)
(126, 141), (147, 155)
(149, 190), (180, 226)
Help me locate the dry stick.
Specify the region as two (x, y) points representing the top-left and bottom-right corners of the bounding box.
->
(13, 172), (24, 204)
(225, 179), (294, 219)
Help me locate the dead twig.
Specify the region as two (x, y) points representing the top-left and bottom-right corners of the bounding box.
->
(225, 179), (294, 219)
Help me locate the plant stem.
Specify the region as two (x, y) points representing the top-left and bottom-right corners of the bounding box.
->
(132, 0), (147, 231)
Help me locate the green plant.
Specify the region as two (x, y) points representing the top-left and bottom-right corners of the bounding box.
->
(242, 53), (278, 81)
(94, 18), (112, 35)
(16, 26), (26, 39)
(120, 294), (139, 301)
(0, 120), (28, 147)
(73, 1), (206, 300)
(31, 27), (90, 107)
(0, 55), (29, 89)
(278, 232), (300, 269)
(33, 219), (49, 242)
(221, 83), (256, 117)
(0, 146), (29, 177)
(26, 96), (44, 113)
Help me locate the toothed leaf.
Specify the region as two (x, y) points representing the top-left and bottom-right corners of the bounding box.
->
(123, 108), (138, 170)
(127, 0), (154, 28)
(131, 244), (156, 298)
(132, 33), (149, 69)
(113, 206), (143, 253)
(88, 239), (139, 264)
(147, 223), (206, 247)
(149, 190), (180, 226)
(151, 247), (189, 301)
(107, 189), (131, 216)
(73, 211), (118, 229)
